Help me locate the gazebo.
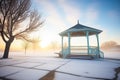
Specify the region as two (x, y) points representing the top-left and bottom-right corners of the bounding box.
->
(59, 21), (104, 59)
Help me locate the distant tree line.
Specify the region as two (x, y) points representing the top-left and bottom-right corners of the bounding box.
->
(101, 41), (119, 51)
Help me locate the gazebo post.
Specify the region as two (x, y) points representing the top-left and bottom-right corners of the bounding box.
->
(86, 31), (90, 55)
(96, 34), (100, 56)
(61, 36), (63, 56)
(68, 32), (71, 56)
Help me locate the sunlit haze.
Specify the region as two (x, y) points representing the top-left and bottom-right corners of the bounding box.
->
(0, 0), (120, 51)
(33, 0), (120, 46)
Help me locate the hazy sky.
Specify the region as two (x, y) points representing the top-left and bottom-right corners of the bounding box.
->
(2, 0), (120, 46)
(0, 0), (120, 51)
(31, 0), (120, 47)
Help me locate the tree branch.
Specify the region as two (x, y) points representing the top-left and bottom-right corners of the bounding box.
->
(0, 0), (43, 43)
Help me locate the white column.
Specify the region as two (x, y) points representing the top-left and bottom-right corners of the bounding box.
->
(86, 31), (90, 55)
(96, 34), (100, 54)
(68, 32), (71, 54)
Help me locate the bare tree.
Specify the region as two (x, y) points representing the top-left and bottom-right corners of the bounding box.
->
(101, 41), (117, 50)
(0, 0), (43, 58)
(31, 37), (40, 52)
(22, 41), (29, 55)
(49, 41), (59, 50)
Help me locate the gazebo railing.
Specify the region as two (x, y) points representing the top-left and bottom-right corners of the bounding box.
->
(89, 47), (104, 58)
(100, 50), (104, 58)
(62, 46), (104, 58)
(70, 46), (88, 54)
(89, 47), (98, 57)
(62, 47), (69, 58)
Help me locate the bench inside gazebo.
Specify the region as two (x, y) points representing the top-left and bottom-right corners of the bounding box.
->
(58, 21), (104, 59)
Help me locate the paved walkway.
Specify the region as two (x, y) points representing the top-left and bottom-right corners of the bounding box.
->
(0, 56), (120, 80)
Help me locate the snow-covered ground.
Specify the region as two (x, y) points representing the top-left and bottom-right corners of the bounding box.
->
(0, 51), (58, 58)
(104, 51), (120, 59)
(57, 59), (120, 79)
(0, 50), (120, 59)
(0, 51), (120, 80)
(0, 50), (119, 58)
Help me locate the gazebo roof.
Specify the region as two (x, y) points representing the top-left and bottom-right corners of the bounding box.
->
(59, 22), (102, 37)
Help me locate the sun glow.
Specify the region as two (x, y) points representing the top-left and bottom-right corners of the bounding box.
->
(39, 31), (58, 48)
(40, 41), (48, 48)
(40, 39), (51, 48)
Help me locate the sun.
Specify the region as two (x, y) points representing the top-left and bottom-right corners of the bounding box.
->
(40, 41), (48, 48)
(39, 37), (51, 48)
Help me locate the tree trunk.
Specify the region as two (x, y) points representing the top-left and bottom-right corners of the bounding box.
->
(2, 42), (11, 58)
(2, 37), (14, 58)
(25, 47), (26, 56)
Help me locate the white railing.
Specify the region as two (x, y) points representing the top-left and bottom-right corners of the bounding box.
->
(89, 47), (104, 58)
(70, 46), (88, 53)
(62, 47), (69, 58)
(100, 50), (104, 58)
(62, 46), (104, 58)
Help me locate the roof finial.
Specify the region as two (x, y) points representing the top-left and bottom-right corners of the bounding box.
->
(77, 20), (79, 24)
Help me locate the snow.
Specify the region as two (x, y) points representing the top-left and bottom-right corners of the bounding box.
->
(0, 51), (120, 59)
(35, 63), (63, 70)
(57, 59), (120, 79)
(6, 69), (48, 80)
(104, 51), (120, 59)
(54, 72), (100, 80)
(25, 57), (70, 63)
(118, 73), (120, 80)
(0, 59), (26, 67)
(12, 62), (43, 68)
(0, 51), (120, 80)
(0, 66), (25, 77)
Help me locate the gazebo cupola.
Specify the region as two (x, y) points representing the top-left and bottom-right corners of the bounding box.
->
(59, 21), (104, 59)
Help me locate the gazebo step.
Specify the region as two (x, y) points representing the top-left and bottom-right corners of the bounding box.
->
(68, 55), (93, 60)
